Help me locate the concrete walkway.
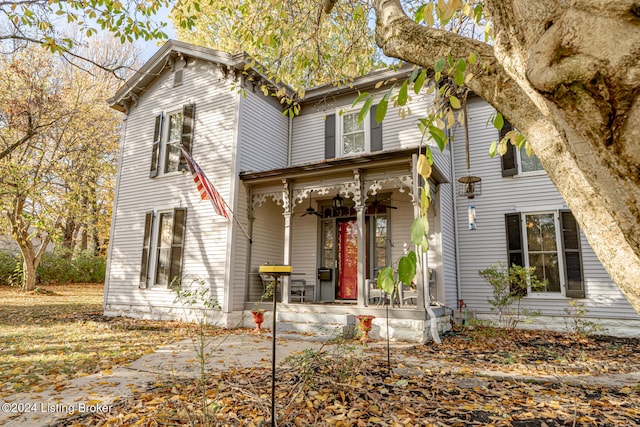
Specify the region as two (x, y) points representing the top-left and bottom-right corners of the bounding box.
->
(0, 332), (327, 426)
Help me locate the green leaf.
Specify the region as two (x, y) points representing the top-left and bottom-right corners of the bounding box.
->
(376, 94), (389, 123)
(377, 267), (395, 294)
(352, 91), (369, 108)
(398, 80), (408, 106)
(358, 97), (373, 125)
(493, 112), (504, 131)
(454, 69), (465, 86)
(488, 140), (497, 158)
(456, 59), (467, 73)
(449, 95), (461, 109)
(468, 52), (477, 64)
(398, 253), (417, 285)
(429, 125), (446, 151)
(410, 216), (429, 247)
(414, 70), (427, 94)
(434, 58), (445, 73)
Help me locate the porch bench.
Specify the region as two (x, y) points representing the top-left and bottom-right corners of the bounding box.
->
(290, 279), (314, 303)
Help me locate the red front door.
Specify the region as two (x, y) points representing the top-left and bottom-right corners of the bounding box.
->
(338, 220), (358, 299)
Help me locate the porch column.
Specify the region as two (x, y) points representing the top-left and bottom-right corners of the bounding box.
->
(281, 179), (292, 304)
(354, 169), (366, 307)
(412, 154), (426, 311)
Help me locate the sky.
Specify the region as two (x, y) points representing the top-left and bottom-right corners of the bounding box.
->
(139, 4), (177, 61)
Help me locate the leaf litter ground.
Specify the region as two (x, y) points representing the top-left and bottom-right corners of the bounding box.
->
(66, 330), (639, 426)
(1, 283), (638, 426)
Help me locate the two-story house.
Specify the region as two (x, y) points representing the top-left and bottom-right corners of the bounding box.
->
(104, 41), (640, 342)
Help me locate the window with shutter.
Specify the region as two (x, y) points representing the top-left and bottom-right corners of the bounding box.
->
(168, 208), (186, 288)
(179, 104), (195, 171)
(324, 114), (336, 159)
(499, 118), (544, 175)
(500, 121), (518, 177)
(140, 208), (187, 289)
(326, 105), (379, 158)
(505, 210), (584, 297)
(139, 212), (154, 288)
(560, 210), (584, 298)
(150, 115), (162, 177)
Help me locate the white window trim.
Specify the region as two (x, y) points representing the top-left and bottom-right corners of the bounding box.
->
(516, 145), (545, 176)
(337, 108), (370, 157)
(520, 210), (567, 297)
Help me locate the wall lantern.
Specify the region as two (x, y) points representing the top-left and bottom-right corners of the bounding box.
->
(332, 193), (343, 209)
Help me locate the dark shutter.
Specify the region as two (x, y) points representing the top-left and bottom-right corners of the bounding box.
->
(140, 211), (154, 288)
(505, 213), (523, 267)
(150, 115), (162, 177)
(325, 113), (336, 159)
(560, 210), (584, 298)
(179, 104), (196, 171)
(500, 120), (518, 177)
(370, 104), (382, 152)
(168, 208), (187, 288)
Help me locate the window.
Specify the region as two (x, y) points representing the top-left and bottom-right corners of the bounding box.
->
(165, 110), (183, 173)
(340, 111), (369, 156)
(149, 104), (195, 177)
(140, 208), (187, 289)
(499, 118), (544, 176)
(518, 145), (544, 173)
(324, 105), (382, 159)
(505, 210), (584, 297)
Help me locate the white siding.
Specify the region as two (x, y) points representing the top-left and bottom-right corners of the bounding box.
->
(105, 60), (236, 316)
(249, 199), (285, 301)
(291, 91), (437, 166)
(238, 90), (289, 171)
(454, 97), (639, 322)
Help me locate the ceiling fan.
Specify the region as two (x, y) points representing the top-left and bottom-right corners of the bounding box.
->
(301, 191), (323, 218)
(367, 195), (397, 212)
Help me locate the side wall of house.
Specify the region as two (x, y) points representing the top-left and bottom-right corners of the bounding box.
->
(232, 89), (290, 311)
(455, 97), (640, 334)
(104, 60), (237, 319)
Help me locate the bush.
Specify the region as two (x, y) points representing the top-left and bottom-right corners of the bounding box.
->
(478, 262), (542, 329)
(37, 249), (106, 284)
(0, 250), (22, 286)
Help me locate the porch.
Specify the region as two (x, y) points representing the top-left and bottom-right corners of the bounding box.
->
(239, 148), (450, 341)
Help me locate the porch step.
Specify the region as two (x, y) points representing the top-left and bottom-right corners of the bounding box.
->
(275, 312), (356, 341)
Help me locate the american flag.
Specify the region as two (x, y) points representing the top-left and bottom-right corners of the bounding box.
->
(179, 146), (230, 220)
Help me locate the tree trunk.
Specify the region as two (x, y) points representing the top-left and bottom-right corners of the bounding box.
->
(21, 254), (38, 292)
(373, 0), (640, 314)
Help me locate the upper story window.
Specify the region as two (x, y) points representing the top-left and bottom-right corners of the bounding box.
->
(165, 110), (183, 173)
(517, 145), (544, 173)
(341, 111), (369, 156)
(500, 119), (544, 177)
(150, 104), (195, 178)
(324, 105), (382, 159)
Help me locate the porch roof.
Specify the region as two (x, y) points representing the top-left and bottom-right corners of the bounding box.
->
(239, 147), (449, 184)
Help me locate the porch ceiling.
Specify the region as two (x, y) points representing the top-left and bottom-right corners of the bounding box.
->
(239, 147), (449, 185)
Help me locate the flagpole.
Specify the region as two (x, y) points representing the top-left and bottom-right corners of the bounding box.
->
(221, 198), (253, 245)
(179, 145), (252, 244)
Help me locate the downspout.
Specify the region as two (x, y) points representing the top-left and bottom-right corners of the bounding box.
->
(287, 114), (293, 166)
(448, 128), (463, 305)
(103, 113), (128, 312)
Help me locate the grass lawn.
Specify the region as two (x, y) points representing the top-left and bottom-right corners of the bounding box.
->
(0, 283), (190, 398)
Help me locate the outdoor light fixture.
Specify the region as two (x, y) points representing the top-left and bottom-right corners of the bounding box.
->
(332, 193), (343, 209)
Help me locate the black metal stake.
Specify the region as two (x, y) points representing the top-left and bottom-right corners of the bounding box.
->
(271, 278), (278, 427)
